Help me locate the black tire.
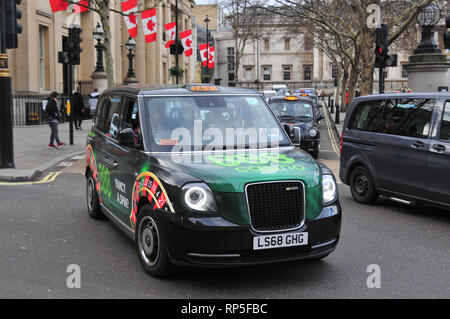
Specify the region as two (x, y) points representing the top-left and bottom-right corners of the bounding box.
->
(311, 143), (320, 159)
(86, 171), (104, 219)
(349, 166), (379, 204)
(135, 205), (173, 277)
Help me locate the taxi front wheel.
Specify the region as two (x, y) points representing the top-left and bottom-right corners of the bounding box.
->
(136, 205), (173, 277)
(86, 171), (104, 219)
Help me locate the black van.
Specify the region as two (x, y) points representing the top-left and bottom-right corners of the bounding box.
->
(339, 93), (450, 210)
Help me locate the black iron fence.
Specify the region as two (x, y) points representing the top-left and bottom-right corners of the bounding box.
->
(12, 93), (89, 127)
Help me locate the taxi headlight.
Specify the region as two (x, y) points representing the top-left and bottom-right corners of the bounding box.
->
(309, 128), (318, 137)
(322, 174), (337, 205)
(181, 183), (217, 213)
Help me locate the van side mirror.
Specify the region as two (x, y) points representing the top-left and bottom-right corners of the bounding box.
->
(118, 128), (135, 146)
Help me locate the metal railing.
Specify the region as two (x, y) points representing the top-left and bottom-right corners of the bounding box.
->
(12, 93), (89, 127)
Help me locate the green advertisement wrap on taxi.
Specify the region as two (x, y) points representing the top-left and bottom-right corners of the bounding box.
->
(85, 85), (341, 277)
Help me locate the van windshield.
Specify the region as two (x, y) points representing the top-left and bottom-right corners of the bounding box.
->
(144, 95), (291, 152)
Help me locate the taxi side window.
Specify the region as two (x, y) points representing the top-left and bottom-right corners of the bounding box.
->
(122, 97), (142, 147)
(439, 102), (450, 141)
(103, 95), (123, 139)
(94, 96), (110, 132)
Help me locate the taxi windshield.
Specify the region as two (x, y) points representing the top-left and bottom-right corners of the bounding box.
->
(270, 100), (314, 119)
(144, 95), (291, 151)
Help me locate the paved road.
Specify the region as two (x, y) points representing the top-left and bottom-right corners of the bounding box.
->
(0, 120), (449, 299)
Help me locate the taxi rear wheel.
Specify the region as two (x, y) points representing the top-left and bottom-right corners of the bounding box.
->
(350, 166), (379, 204)
(136, 205), (172, 277)
(86, 171), (104, 219)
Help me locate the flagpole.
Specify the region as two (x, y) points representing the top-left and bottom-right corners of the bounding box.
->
(205, 15), (210, 84)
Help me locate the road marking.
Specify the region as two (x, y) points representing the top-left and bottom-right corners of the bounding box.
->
(57, 162), (72, 167)
(0, 172), (61, 186)
(323, 106), (341, 157)
(70, 155), (85, 160)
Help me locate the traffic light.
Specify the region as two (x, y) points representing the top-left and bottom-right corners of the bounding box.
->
(444, 15), (450, 50)
(374, 24), (397, 69)
(68, 26), (83, 65)
(375, 24), (388, 68)
(5, 0), (23, 49)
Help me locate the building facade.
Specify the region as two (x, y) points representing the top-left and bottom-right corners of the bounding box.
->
(9, 0), (196, 95)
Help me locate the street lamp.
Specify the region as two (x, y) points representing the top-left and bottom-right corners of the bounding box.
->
(92, 22), (105, 73)
(414, 4), (442, 54)
(124, 36), (137, 84)
(204, 15), (210, 83)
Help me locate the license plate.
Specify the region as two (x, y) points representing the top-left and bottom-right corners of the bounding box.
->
(253, 232), (308, 250)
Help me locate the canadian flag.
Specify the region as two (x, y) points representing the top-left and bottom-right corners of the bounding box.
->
(121, 0), (138, 38)
(199, 43), (208, 66)
(180, 29), (193, 57)
(164, 23), (176, 48)
(207, 46), (215, 68)
(49, 0), (68, 12)
(141, 9), (157, 43)
(73, 0), (89, 13)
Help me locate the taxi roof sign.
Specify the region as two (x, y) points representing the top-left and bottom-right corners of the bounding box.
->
(284, 96), (299, 101)
(186, 85), (220, 92)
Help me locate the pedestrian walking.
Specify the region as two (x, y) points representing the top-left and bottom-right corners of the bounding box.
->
(73, 87), (85, 130)
(44, 92), (65, 148)
(88, 88), (100, 118)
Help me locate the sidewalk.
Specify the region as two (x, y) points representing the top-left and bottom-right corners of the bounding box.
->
(322, 100), (346, 138)
(0, 120), (91, 181)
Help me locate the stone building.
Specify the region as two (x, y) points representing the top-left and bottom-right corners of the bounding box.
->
(8, 0), (196, 95)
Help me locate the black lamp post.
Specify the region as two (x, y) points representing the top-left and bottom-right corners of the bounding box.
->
(414, 4), (442, 54)
(204, 15), (210, 83)
(124, 36), (137, 84)
(93, 22), (105, 73)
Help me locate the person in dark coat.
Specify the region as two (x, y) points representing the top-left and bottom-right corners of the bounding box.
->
(73, 87), (85, 130)
(46, 92), (65, 148)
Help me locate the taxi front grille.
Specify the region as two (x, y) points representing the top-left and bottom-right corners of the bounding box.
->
(245, 181), (305, 232)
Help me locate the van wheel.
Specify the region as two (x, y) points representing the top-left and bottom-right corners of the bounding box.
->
(350, 166), (379, 204)
(86, 171), (104, 219)
(136, 205), (172, 277)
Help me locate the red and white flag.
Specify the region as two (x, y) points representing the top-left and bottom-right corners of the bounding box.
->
(180, 29), (193, 57)
(141, 8), (157, 43)
(49, 0), (68, 12)
(199, 43), (208, 66)
(121, 0), (138, 38)
(73, 0), (89, 13)
(164, 23), (176, 48)
(207, 46), (215, 68)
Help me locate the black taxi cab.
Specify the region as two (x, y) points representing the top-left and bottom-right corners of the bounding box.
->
(85, 84), (341, 277)
(269, 95), (324, 158)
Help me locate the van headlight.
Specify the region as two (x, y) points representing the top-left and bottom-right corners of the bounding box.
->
(181, 183), (217, 213)
(322, 174), (337, 205)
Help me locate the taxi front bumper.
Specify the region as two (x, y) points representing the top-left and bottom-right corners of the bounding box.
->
(157, 202), (342, 267)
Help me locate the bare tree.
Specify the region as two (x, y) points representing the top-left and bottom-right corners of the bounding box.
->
(263, 0), (435, 102)
(220, 0), (264, 84)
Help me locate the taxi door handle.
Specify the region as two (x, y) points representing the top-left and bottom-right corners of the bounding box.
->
(104, 158), (119, 168)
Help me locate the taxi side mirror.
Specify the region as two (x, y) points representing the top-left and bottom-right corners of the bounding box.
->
(118, 128), (135, 146)
(317, 114), (325, 121)
(284, 124), (301, 146)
